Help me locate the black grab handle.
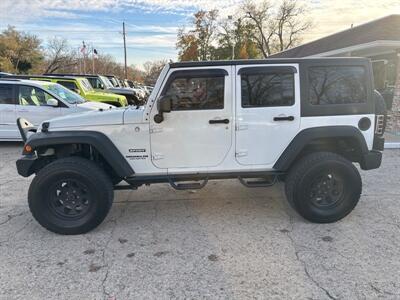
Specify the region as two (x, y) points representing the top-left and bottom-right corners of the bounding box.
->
(273, 116), (295, 121)
(209, 119), (230, 124)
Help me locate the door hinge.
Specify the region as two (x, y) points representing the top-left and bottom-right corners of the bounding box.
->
(236, 150), (248, 157)
(150, 126), (163, 134)
(152, 153), (165, 160)
(236, 123), (248, 131)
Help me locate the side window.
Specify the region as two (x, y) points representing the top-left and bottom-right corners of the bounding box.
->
(308, 66), (367, 105)
(87, 78), (96, 88)
(58, 81), (79, 92)
(241, 69), (295, 107)
(18, 85), (52, 106)
(0, 84), (14, 104)
(163, 74), (225, 110)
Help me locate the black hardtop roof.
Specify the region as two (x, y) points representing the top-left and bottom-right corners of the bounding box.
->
(43, 73), (102, 78)
(4, 74), (84, 81)
(169, 57), (370, 68)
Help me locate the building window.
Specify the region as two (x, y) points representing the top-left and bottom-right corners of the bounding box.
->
(308, 66), (367, 105)
(241, 71), (294, 107)
(163, 75), (224, 110)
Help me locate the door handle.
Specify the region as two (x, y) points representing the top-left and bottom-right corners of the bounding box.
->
(209, 119), (230, 124)
(17, 109), (29, 112)
(273, 116), (295, 121)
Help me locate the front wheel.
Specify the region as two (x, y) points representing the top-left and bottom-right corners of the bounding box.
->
(28, 157), (114, 235)
(285, 152), (362, 223)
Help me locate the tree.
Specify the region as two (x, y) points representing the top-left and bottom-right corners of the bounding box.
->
(142, 60), (168, 85)
(177, 10), (219, 61)
(242, 0), (311, 57)
(0, 26), (42, 73)
(215, 17), (261, 60)
(42, 38), (78, 73)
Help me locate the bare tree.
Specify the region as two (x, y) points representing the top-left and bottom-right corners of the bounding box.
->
(274, 0), (312, 52)
(43, 38), (78, 73)
(242, 0), (311, 57)
(143, 60), (168, 85)
(242, 0), (274, 58)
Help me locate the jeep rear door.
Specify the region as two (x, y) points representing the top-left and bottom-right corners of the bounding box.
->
(235, 64), (301, 166)
(150, 67), (233, 169)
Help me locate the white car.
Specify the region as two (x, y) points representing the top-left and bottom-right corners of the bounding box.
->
(0, 79), (113, 141)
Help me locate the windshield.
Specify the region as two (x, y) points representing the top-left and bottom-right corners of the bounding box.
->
(109, 77), (119, 87)
(80, 78), (94, 92)
(100, 76), (114, 89)
(43, 83), (86, 104)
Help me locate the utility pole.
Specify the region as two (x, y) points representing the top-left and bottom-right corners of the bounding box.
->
(228, 15), (235, 60)
(92, 44), (95, 74)
(123, 21), (128, 79)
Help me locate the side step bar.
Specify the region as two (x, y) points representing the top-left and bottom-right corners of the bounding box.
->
(168, 178), (209, 190)
(238, 176), (278, 188)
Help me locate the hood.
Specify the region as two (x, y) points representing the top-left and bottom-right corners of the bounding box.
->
(88, 90), (122, 100)
(108, 87), (135, 95)
(43, 108), (126, 129)
(77, 101), (115, 110)
(123, 106), (146, 124)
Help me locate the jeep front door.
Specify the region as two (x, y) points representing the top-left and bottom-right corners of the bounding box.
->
(150, 67), (233, 169)
(235, 65), (300, 166)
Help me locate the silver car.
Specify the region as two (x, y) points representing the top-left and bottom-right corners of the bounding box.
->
(0, 79), (113, 141)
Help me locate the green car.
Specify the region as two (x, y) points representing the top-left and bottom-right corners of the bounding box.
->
(11, 75), (128, 107)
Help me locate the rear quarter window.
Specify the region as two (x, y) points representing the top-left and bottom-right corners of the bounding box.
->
(308, 66), (367, 105)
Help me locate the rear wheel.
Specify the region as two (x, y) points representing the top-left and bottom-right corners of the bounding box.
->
(285, 152), (362, 223)
(28, 157), (114, 235)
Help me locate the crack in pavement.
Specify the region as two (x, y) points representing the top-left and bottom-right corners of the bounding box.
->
(100, 196), (130, 300)
(0, 211), (26, 226)
(0, 219), (33, 246)
(284, 213), (338, 300)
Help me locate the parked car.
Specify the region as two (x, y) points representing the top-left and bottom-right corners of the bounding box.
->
(45, 73), (143, 105)
(16, 57), (387, 235)
(4, 75), (128, 107)
(106, 75), (123, 88)
(0, 79), (113, 141)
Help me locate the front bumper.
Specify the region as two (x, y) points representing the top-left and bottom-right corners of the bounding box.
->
(360, 150), (382, 170)
(16, 155), (37, 177)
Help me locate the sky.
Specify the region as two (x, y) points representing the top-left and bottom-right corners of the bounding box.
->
(1, 0), (400, 67)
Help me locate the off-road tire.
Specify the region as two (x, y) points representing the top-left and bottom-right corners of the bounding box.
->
(28, 157), (114, 235)
(285, 152), (362, 223)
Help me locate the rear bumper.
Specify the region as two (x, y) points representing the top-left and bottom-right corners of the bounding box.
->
(373, 136), (385, 151)
(16, 155), (37, 177)
(360, 150), (382, 170)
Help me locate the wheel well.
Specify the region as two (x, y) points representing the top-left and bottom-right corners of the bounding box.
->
(34, 143), (121, 180)
(295, 137), (364, 165)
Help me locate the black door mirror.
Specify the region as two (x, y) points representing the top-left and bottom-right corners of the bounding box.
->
(158, 96), (172, 113)
(154, 96), (172, 123)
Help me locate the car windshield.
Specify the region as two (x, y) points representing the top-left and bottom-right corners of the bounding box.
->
(100, 76), (114, 89)
(80, 78), (94, 92)
(109, 77), (119, 87)
(43, 83), (86, 104)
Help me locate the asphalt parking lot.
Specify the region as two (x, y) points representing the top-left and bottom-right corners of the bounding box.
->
(0, 142), (399, 300)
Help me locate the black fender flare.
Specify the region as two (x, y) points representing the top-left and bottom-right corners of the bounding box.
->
(273, 126), (369, 171)
(23, 131), (134, 178)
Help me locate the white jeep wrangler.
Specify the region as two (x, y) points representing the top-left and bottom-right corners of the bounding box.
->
(16, 58), (386, 235)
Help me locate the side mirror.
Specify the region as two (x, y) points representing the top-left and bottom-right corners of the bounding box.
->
(99, 83), (104, 89)
(72, 88), (80, 95)
(46, 98), (58, 107)
(154, 96), (172, 124)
